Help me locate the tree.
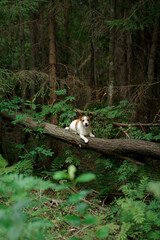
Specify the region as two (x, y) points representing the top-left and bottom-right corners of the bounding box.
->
(48, 0), (58, 125)
(107, 0), (115, 106)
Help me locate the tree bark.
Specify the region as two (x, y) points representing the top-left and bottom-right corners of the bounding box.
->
(1, 111), (160, 160)
(19, 2), (26, 111)
(29, 12), (37, 69)
(65, 0), (69, 64)
(20, 17), (25, 70)
(89, 0), (97, 90)
(48, 0), (58, 125)
(108, 0), (115, 106)
(148, 16), (159, 83)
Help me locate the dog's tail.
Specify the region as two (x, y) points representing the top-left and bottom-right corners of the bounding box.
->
(65, 126), (70, 130)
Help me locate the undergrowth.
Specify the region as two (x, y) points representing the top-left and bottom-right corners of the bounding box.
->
(0, 93), (160, 239)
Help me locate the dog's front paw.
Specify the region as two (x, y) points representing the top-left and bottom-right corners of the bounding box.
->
(90, 133), (95, 138)
(84, 138), (89, 143)
(80, 135), (89, 143)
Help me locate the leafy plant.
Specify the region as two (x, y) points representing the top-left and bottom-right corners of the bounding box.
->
(0, 173), (54, 240)
(53, 165), (110, 239)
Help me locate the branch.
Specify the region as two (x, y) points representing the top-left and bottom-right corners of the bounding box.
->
(74, 109), (160, 127)
(1, 111), (160, 160)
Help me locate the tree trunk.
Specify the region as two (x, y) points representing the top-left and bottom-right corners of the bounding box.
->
(65, 0), (69, 64)
(147, 16), (159, 121)
(48, 0), (58, 125)
(126, 30), (132, 100)
(107, 0), (115, 106)
(20, 17), (25, 70)
(148, 16), (159, 83)
(40, 6), (47, 67)
(89, 0), (97, 90)
(19, 4), (26, 111)
(29, 12), (37, 69)
(1, 111), (160, 161)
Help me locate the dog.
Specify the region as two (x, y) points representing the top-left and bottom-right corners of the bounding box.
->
(65, 115), (95, 143)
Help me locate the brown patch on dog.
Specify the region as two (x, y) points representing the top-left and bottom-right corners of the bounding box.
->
(75, 119), (80, 131)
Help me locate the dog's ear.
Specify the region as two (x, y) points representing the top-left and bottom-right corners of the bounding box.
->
(88, 113), (92, 119)
(79, 115), (83, 120)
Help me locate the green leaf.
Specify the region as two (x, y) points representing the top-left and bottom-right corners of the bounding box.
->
(75, 173), (96, 183)
(68, 165), (76, 181)
(32, 104), (36, 110)
(65, 215), (81, 226)
(76, 202), (89, 213)
(68, 193), (84, 204)
(147, 182), (160, 197)
(55, 89), (67, 95)
(53, 171), (68, 180)
(83, 214), (98, 225)
(95, 227), (110, 239)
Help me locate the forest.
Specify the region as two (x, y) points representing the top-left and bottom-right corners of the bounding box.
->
(0, 0), (160, 239)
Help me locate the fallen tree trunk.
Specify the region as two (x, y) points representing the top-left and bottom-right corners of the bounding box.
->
(1, 111), (160, 160)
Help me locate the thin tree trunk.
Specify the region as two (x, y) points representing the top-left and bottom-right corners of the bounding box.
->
(148, 16), (159, 83)
(126, 30), (132, 100)
(29, 12), (37, 101)
(65, 0), (69, 64)
(29, 12), (36, 69)
(108, 0), (115, 106)
(89, 0), (97, 90)
(48, 0), (59, 166)
(147, 16), (159, 121)
(48, 0), (58, 125)
(40, 7), (46, 67)
(20, 18), (25, 70)
(19, 4), (26, 110)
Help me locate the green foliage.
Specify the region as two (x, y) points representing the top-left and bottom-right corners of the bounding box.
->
(0, 69), (17, 96)
(39, 91), (76, 127)
(53, 165), (111, 239)
(89, 100), (160, 142)
(0, 173), (54, 240)
(0, 155), (17, 176)
(0, 96), (23, 114)
(92, 101), (133, 138)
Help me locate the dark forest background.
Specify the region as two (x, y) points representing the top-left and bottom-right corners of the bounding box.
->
(1, 0), (160, 120)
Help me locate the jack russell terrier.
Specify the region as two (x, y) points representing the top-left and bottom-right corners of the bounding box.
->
(65, 115), (95, 143)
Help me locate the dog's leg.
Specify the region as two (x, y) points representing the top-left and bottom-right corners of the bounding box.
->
(80, 134), (89, 143)
(89, 132), (95, 137)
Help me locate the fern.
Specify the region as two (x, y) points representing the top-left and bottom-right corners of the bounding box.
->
(51, 155), (64, 173)
(15, 159), (33, 174)
(117, 222), (131, 240)
(117, 160), (139, 181)
(0, 154), (17, 176)
(132, 205), (145, 224)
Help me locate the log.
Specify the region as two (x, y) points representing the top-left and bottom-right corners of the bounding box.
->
(1, 111), (160, 160)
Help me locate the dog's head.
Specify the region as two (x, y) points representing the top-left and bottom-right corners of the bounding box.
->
(79, 115), (91, 128)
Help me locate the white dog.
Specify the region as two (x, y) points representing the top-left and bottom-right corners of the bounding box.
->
(65, 115), (95, 143)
